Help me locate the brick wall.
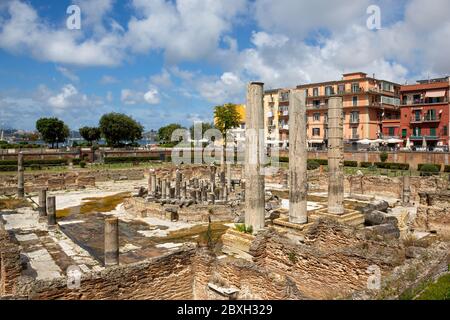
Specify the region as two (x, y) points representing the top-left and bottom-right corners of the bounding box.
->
(0, 223), (22, 296)
(13, 245), (196, 300)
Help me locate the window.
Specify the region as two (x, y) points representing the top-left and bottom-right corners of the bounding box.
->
(402, 129), (407, 138)
(413, 127), (421, 137)
(426, 109), (436, 121)
(305, 89), (309, 96)
(444, 126), (448, 136)
(313, 88), (319, 97)
(352, 83), (359, 93)
(430, 128), (436, 137)
(324, 113), (328, 123)
(313, 100), (320, 107)
(350, 111), (359, 123)
(280, 92), (289, 101)
(352, 127), (358, 138)
(352, 96), (358, 106)
(382, 82), (394, 92)
(414, 110), (421, 121)
(313, 113), (320, 121)
(325, 86), (334, 96)
(338, 84), (345, 94)
(312, 128), (320, 136)
(388, 127), (395, 136)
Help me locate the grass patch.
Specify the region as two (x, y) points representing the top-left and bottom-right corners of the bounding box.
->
(416, 273), (450, 300)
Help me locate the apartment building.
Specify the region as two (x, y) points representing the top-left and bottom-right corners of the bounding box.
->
(399, 77), (450, 148)
(263, 72), (401, 148)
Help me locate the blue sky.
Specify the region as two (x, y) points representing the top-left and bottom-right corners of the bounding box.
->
(0, 0), (449, 131)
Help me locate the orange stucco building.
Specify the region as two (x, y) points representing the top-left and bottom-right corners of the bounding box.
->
(263, 72), (401, 148)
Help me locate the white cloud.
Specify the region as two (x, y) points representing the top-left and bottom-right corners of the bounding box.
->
(150, 69), (172, 87)
(121, 88), (160, 105)
(48, 84), (79, 109)
(0, 0), (123, 66)
(124, 0), (247, 62)
(56, 66), (79, 82)
(144, 89), (160, 104)
(196, 72), (244, 103)
(47, 84), (104, 111)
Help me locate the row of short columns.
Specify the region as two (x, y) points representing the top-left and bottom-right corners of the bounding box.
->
(147, 167), (240, 204)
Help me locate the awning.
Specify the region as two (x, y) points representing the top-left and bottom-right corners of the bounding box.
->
(386, 138), (403, 144)
(357, 139), (372, 145)
(265, 140), (280, 145)
(308, 139), (324, 144)
(425, 91), (446, 98)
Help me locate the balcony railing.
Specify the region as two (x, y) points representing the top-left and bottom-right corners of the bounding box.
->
(410, 116), (441, 123)
(350, 118), (360, 124)
(410, 135), (439, 140)
(401, 98), (448, 106)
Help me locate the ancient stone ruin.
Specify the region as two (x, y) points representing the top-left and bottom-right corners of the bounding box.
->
(0, 82), (449, 301)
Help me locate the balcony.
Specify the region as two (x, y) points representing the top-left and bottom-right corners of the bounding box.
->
(401, 98), (449, 106)
(349, 118), (360, 124)
(410, 116), (441, 124)
(410, 135), (439, 141)
(423, 115), (440, 123)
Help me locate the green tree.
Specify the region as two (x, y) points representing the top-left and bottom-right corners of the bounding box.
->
(189, 122), (215, 140)
(213, 103), (241, 167)
(157, 123), (185, 147)
(79, 126), (101, 146)
(99, 113), (143, 147)
(380, 151), (388, 163)
(36, 118), (70, 148)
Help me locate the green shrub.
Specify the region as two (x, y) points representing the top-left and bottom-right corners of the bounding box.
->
(0, 159), (67, 167)
(373, 162), (410, 170)
(79, 161), (87, 168)
(315, 159), (328, 166)
(30, 164), (41, 171)
(0, 165), (17, 172)
(419, 164), (440, 176)
(374, 162), (389, 169)
(104, 156), (162, 164)
(380, 151), (388, 163)
(344, 161), (358, 167)
(418, 163), (441, 172)
(279, 156), (289, 163)
(360, 162), (373, 168)
(307, 160), (320, 170)
(234, 223), (253, 234)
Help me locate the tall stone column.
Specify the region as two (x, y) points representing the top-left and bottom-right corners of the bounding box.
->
(149, 170), (156, 197)
(104, 217), (119, 266)
(47, 196), (56, 226)
(288, 90), (308, 224)
(181, 181), (187, 199)
(38, 188), (47, 217)
(175, 170), (182, 199)
(17, 152), (24, 198)
(227, 163), (232, 190)
(161, 179), (167, 199)
(327, 97), (345, 215)
(244, 82), (265, 231)
(210, 166), (216, 192)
